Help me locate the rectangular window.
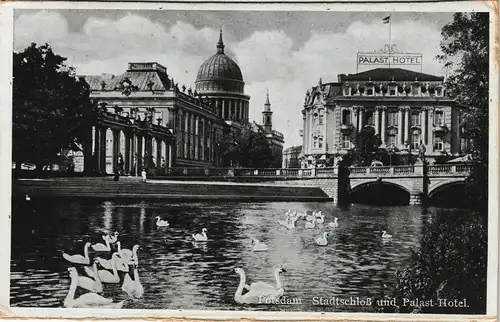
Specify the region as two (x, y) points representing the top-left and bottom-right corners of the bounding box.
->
(388, 112), (398, 126)
(434, 136), (443, 150)
(387, 135), (396, 148)
(434, 111), (444, 126)
(342, 110), (351, 125)
(318, 137), (323, 148)
(412, 86), (419, 96)
(312, 137), (318, 148)
(411, 113), (420, 126)
(367, 89), (373, 96)
(366, 111), (374, 126)
(342, 134), (351, 149)
(389, 89), (396, 96)
(319, 114), (324, 125)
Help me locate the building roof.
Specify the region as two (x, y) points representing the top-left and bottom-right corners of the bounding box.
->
(83, 62), (172, 91)
(195, 30), (244, 93)
(284, 145), (302, 153)
(339, 68), (444, 82)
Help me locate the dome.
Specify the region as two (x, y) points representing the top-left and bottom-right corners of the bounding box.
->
(195, 31), (245, 94)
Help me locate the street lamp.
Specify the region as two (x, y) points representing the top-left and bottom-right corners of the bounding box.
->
(388, 144), (395, 166)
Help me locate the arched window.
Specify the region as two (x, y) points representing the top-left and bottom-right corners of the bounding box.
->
(313, 113), (319, 125)
(411, 130), (421, 150)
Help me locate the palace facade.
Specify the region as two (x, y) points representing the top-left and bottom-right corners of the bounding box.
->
(82, 31), (284, 174)
(300, 68), (467, 167)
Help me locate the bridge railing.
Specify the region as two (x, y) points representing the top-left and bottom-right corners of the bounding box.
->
(160, 163), (472, 178)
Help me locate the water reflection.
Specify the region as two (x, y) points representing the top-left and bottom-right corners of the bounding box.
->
(10, 199), (464, 312)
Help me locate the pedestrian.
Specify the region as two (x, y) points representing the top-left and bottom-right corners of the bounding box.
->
(141, 169), (147, 183)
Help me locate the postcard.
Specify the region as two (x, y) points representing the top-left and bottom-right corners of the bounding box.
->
(0, 1), (497, 321)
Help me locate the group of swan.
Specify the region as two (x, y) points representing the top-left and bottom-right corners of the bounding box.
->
(154, 216), (209, 242)
(62, 233), (144, 308)
(234, 266), (287, 304)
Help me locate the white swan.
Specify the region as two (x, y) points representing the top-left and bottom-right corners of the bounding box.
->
(78, 260), (103, 293)
(234, 266), (286, 304)
(315, 211), (323, 218)
(283, 217), (296, 230)
(382, 231), (393, 239)
(305, 219), (315, 229)
(25, 194), (31, 201)
(63, 242), (91, 265)
(155, 216), (170, 227)
(64, 267), (125, 308)
(251, 239), (268, 252)
(192, 228), (208, 242)
(314, 232), (329, 246)
(328, 217), (339, 228)
(121, 263), (144, 299)
(103, 232), (119, 244)
(85, 253), (120, 283)
(316, 214), (325, 225)
(117, 241), (134, 263)
(306, 213), (315, 221)
(94, 253), (128, 272)
(92, 235), (111, 252)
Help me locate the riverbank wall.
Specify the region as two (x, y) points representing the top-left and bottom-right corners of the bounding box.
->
(12, 177), (332, 202)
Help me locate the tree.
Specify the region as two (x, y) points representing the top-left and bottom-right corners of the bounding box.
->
(13, 43), (94, 172)
(221, 124), (274, 168)
(437, 12), (489, 210)
(386, 210), (487, 314)
(353, 126), (382, 166)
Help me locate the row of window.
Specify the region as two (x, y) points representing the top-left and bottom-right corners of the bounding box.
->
(343, 86), (443, 97)
(338, 133), (445, 151)
(340, 110), (445, 127)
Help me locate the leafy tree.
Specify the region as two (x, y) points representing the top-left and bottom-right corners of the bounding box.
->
(353, 126), (382, 166)
(437, 12), (489, 210)
(385, 210), (487, 314)
(13, 43), (94, 172)
(221, 123), (273, 168)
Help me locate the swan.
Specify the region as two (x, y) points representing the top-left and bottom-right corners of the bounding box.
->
(314, 232), (329, 246)
(78, 260), (103, 293)
(102, 232), (119, 244)
(85, 253), (120, 283)
(192, 228), (208, 242)
(306, 213), (315, 221)
(128, 245), (141, 266)
(64, 267), (125, 308)
(316, 214), (325, 225)
(155, 216), (170, 227)
(234, 266), (286, 304)
(25, 194), (31, 201)
(94, 253), (128, 272)
(382, 231), (393, 239)
(305, 219), (315, 229)
(121, 263), (144, 299)
(63, 242), (91, 265)
(315, 211), (323, 218)
(328, 217), (339, 228)
(92, 235), (111, 252)
(251, 239), (268, 252)
(117, 241), (134, 262)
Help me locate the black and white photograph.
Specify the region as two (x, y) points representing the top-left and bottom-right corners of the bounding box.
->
(2, 2), (498, 319)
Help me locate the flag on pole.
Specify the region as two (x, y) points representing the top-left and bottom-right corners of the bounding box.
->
(383, 15), (391, 24)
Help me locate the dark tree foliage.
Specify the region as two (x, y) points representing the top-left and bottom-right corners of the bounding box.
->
(353, 126), (382, 166)
(221, 123), (274, 168)
(13, 43), (94, 171)
(385, 210), (487, 314)
(437, 12), (489, 210)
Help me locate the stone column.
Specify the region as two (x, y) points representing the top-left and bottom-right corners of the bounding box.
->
(359, 107), (364, 130)
(94, 126), (101, 172)
(99, 127), (107, 173)
(124, 133), (131, 174)
(398, 107), (404, 147)
(374, 107), (380, 135)
(194, 115), (199, 160)
(404, 107), (410, 146)
(130, 133), (136, 175)
(381, 107), (387, 144)
(156, 138), (162, 168)
(222, 100), (226, 119)
(427, 107), (434, 151)
(168, 142), (173, 168)
(112, 130), (119, 173)
(421, 107), (427, 144)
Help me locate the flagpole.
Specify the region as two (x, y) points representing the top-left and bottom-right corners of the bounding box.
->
(388, 15), (392, 68)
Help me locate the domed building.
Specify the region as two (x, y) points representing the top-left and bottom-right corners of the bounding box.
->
(195, 30), (250, 123)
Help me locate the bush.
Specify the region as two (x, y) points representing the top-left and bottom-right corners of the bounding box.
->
(375, 209), (487, 314)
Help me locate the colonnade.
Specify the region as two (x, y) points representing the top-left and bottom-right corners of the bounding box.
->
(354, 105), (438, 149)
(92, 126), (173, 174)
(203, 97), (249, 122)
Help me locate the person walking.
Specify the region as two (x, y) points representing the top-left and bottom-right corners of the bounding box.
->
(141, 169), (147, 183)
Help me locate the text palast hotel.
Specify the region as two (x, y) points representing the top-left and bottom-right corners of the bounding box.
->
(300, 67), (468, 167)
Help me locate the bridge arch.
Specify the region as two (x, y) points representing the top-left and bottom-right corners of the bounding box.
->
(350, 180), (411, 205)
(428, 178), (467, 197)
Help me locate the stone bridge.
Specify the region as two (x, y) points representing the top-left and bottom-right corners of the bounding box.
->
(158, 163), (473, 205)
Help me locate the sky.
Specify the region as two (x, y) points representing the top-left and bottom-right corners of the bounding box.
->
(13, 9), (456, 148)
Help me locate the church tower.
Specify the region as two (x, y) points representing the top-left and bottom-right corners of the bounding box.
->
(262, 90), (273, 132)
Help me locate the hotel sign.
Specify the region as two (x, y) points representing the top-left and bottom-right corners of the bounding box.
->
(357, 44), (423, 70)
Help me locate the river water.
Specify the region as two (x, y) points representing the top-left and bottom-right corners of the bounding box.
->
(10, 198), (446, 312)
